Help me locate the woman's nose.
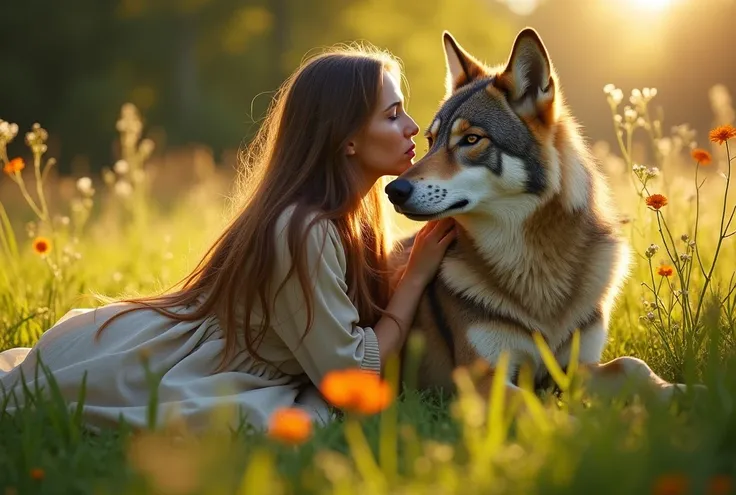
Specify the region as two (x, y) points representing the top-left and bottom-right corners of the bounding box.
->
(406, 117), (419, 137)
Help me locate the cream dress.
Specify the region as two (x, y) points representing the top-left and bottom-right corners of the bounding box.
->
(0, 207), (381, 433)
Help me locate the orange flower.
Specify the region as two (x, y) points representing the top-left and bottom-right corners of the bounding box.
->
(708, 475), (733, 495)
(709, 124), (736, 145)
(268, 407), (312, 445)
(646, 194), (668, 210)
(29, 468), (45, 480)
(652, 473), (688, 495)
(32, 237), (52, 255)
(3, 157), (25, 175)
(657, 264), (674, 277)
(320, 369), (393, 415)
(691, 148), (712, 165)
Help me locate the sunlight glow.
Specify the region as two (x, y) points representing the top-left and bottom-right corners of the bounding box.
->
(627, 0), (675, 10)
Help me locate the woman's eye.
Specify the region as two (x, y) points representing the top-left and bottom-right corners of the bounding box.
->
(426, 136), (434, 148)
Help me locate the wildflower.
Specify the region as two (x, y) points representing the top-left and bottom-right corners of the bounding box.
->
(29, 468), (45, 480)
(113, 160), (130, 175)
(268, 407), (313, 445)
(691, 148), (712, 165)
(321, 368), (393, 415)
(709, 124), (736, 145)
(32, 237), (52, 256)
(645, 244), (660, 258)
(0, 119), (19, 143)
(681, 234), (690, 242)
(114, 180), (133, 198)
(707, 475), (733, 495)
(624, 106), (638, 122)
(645, 194), (668, 210)
(139, 138), (155, 157)
(3, 157), (24, 175)
(76, 177), (94, 196)
(642, 87), (657, 99)
(630, 88), (642, 103)
(679, 253), (692, 262)
(25, 123), (48, 155)
(672, 323), (680, 331)
(657, 265), (674, 277)
(652, 473), (688, 495)
(647, 167), (660, 178)
(102, 168), (116, 186)
(604, 84), (624, 106)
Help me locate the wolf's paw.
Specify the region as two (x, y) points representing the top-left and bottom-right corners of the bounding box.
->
(656, 382), (707, 401)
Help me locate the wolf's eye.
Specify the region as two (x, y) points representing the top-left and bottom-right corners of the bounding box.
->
(461, 134), (481, 146)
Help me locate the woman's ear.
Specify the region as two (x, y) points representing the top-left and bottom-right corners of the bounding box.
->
(346, 141), (357, 156)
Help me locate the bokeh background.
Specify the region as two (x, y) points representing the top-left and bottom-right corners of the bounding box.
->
(1, 0), (734, 182)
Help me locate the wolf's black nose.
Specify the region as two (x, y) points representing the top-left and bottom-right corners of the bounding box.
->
(385, 179), (414, 205)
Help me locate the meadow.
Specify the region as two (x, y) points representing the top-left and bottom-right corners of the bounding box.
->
(1, 84), (736, 495)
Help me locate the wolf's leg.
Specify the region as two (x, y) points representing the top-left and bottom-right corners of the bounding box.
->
(555, 319), (706, 402)
(579, 357), (706, 401)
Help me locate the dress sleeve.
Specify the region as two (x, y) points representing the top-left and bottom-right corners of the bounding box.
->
(269, 213), (381, 387)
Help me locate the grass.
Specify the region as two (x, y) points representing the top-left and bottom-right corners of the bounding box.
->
(1, 87), (736, 494)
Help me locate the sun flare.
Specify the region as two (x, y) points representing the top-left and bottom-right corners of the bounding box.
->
(628, 0), (675, 10)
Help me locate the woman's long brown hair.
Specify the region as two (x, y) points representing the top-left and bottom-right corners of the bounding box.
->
(95, 44), (404, 371)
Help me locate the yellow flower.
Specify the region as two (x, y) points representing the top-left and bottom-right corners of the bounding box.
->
(657, 264), (674, 277)
(267, 407), (312, 445)
(32, 237), (52, 256)
(3, 157), (25, 175)
(691, 148), (712, 165)
(320, 368), (393, 415)
(709, 124), (736, 145)
(645, 194), (668, 210)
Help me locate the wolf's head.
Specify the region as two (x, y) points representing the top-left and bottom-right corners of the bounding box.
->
(386, 28), (593, 225)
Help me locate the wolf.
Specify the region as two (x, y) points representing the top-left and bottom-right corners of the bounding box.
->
(386, 28), (696, 404)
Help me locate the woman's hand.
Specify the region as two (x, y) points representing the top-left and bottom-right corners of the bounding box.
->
(374, 217), (457, 364)
(402, 217), (457, 288)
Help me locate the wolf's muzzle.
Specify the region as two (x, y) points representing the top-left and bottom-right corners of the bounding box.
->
(385, 179), (414, 206)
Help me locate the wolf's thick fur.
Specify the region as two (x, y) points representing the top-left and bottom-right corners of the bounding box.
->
(387, 28), (696, 403)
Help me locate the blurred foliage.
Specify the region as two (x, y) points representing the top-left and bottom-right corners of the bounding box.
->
(0, 0), (517, 175)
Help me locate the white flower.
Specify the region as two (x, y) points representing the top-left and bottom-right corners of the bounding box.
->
(642, 87), (657, 99)
(113, 160), (130, 175)
(114, 180), (133, 197)
(624, 106), (638, 122)
(645, 244), (659, 258)
(76, 177), (94, 196)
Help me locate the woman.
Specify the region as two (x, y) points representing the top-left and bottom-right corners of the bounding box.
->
(0, 45), (456, 433)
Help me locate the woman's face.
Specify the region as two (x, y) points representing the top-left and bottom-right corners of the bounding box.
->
(349, 70), (420, 183)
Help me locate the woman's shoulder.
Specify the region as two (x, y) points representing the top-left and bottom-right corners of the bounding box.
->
(275, 204), (340, 244)
(273, 204), (347, 274)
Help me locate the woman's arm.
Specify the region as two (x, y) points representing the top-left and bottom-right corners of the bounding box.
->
(373, 218), (456, 363)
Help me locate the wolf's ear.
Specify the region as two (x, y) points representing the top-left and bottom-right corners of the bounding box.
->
(443, 31), (487, 97)
(501, 28), (556, 120)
